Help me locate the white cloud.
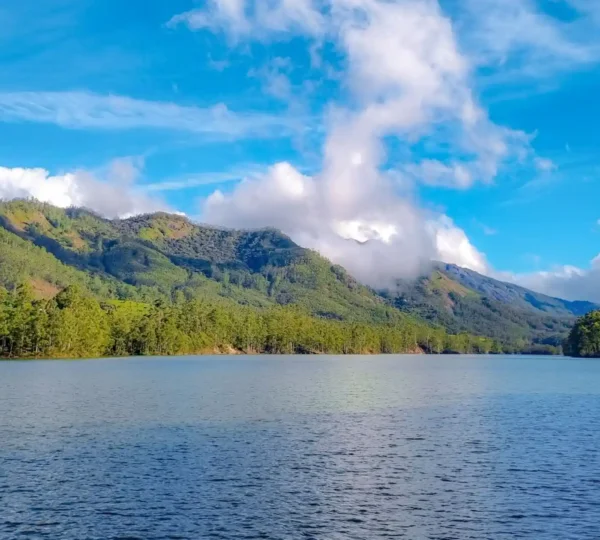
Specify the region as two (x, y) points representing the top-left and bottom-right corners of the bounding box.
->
(0, 158), (166, 219)
(508, 255), (600, 303)
(203, 162), (437, 286)
(404, 160), (474, 189)
(203, 162), (487, 286)
(167, 0), (536, 183)
(248, 57), (294, 101)
(429, 216), (489, 275)
(167, 0), (251, 35)
(143, 164), (269, 192)
(458, 0), (595, 75)
(0, 91), (301, 139)
(167, 0), (325, 38)
(178, 0), (515, 284)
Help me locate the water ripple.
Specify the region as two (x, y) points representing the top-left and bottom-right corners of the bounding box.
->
(1, 355), (599, 539)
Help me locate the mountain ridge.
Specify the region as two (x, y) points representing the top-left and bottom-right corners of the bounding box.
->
(387, 262), (598, 349)
(437, 263), (596, 316)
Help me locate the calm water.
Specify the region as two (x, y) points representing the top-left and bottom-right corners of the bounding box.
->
(1, 355), (599, 539)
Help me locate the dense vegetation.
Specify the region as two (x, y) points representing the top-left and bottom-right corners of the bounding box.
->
(564, 311), (600, 358)
(0, 199), (592, 357)
(0, 283), (501, 358)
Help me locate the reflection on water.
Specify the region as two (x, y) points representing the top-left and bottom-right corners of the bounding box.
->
(1, 355), (599, 539)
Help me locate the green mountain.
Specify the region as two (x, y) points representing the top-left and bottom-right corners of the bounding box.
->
(440, 263), (595, 317)
(0, 199), (400, 322)
(0, 199), (595, 355)
(385, 263), (598, 350)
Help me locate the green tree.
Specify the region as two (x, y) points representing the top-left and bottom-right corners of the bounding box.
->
(50, 286), (110, 357)
(565, 311), (600, 358)
(7, 283), (36, 357)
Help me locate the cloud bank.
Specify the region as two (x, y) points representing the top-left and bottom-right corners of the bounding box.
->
(192, 0), (515, 284)
(203, 162), (488, 286)
(510, 256), (600, 304)
(0, 158), (166, 219)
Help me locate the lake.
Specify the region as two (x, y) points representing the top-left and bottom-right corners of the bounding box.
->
(1, 355), (599, 539)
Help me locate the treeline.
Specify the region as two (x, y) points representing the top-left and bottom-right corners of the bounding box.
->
(564, 310), (600, 358)
(0, 284), (511, 359)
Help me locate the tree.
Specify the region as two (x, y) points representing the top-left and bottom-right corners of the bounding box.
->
(0, 277), (559, 359)
(565, 311), (600, 358)
(7, 283), (36, 357)
(50, 286), (110, 358)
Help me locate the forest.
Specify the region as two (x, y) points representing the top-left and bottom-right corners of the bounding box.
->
(564, 311), (600, 358)
(0, 283), (506, 359)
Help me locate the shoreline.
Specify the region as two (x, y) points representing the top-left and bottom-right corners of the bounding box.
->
(1, 351), (569, 361)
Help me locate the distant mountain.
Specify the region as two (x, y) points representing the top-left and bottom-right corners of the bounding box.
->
(439, 263), (596, 317)
(384, 263), (598, 349)
(0, 199), (595, 352)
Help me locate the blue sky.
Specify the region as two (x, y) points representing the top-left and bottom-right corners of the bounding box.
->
(0, 0), (599, 300)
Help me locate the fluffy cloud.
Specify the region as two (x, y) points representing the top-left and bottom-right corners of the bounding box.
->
(168, 0), (326, 37)
(192, 0), (507, 284)
(0, 158), (166, 219)
(204, 162), (487, 286)
(430, 217), (489, 275)
(204, 162), (435, 285)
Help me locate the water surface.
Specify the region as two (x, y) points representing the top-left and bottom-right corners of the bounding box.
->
(1, 355), (599, 539)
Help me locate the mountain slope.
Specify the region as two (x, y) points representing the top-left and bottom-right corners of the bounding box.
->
(385, 263), (598, 348)
(0, 200), (399, 324)
(440, 263), (596, 317)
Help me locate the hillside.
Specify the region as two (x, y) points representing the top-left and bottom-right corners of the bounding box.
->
(0, 199), (399, 323)
(385, 263), (598, 350)
(441, 264), (596, 317)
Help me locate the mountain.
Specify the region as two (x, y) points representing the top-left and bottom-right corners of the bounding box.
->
(0, 199), (595, 354)
(385, 263), (598, 350)
(0, 199), (400, 323)
(440, 263), (596, 317)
